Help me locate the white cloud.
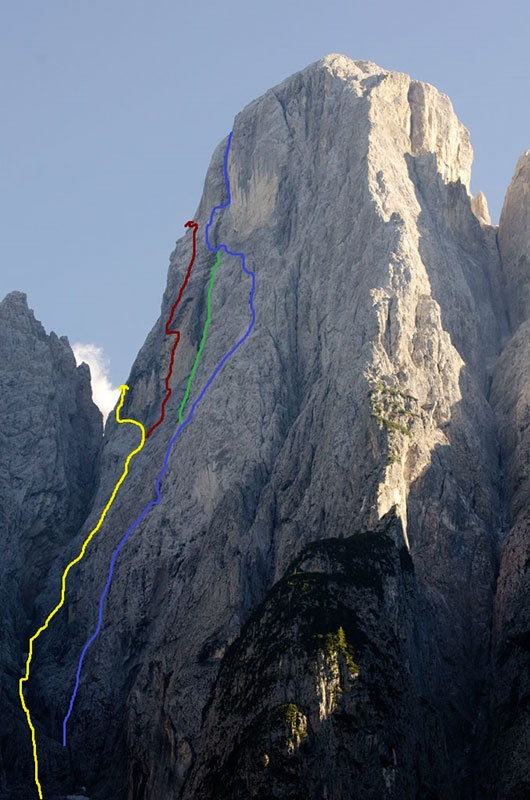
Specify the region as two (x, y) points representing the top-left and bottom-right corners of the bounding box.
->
(72, 342), (120, 422)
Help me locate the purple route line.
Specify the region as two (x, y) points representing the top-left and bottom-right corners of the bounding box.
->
(62, 130), (256, 746)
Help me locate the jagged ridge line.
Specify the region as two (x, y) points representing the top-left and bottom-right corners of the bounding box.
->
(19, 385), (145, 799)
(62, 129), (256, 748)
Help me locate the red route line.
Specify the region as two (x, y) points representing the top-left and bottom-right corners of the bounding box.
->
(146, 220), (199, 439)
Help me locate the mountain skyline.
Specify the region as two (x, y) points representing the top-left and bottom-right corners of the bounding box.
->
(2, 53), (529, 798)
(2, 1), (529, 389)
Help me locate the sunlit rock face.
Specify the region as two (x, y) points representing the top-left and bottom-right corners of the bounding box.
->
(2, 54), (529, 800)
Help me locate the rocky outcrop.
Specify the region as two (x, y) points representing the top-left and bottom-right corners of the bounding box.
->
(183, 511), (451, 799)
(471, 190), (491, 225)
(2, 55), (528, 799)
(0, 292), (102, 798)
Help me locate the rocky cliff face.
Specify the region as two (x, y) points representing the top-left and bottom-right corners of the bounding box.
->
(497, 152), (530, 330)
(0, 292), (102, 797)
(1, 55), (528, 800)
(182, 511), (450, 800)
(484, 152), (530, 799)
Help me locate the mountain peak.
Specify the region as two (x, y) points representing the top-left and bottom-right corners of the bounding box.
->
(0, 290), (47, 338)
(318, 52), (387, 77)
(3, 56), (530, 800)
(1, 289), (30, 313)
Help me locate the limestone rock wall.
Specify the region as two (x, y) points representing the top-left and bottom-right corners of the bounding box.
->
(497, 151), (530, 329)
(28, 55), (504, 799)
(1, 54), (528, 800)
(485, 153), (530, 799)
(0, 292), (101, 798)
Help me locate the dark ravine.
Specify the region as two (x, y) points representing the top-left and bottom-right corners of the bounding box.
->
(0, 55), (529, 799)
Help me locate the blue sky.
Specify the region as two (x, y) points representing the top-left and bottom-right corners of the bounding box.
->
(1, 0), (528, 389)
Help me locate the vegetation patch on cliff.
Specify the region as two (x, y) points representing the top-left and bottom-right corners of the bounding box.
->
(316, 626), (360, 676)
(369, 379), (420, 445)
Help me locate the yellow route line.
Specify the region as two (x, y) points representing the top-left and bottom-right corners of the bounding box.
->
(18, 384), (145, 799)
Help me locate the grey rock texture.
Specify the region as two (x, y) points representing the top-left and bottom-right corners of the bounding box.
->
(485, 154), (530, 799)
(0, 292), (102, 797)
(2, 54), (528, 799)
(497, 151), (530, 329)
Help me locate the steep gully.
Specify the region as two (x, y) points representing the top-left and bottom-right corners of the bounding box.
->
(21, 130), (255, 798)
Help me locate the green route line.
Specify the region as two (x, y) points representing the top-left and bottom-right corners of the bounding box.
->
(19, 385), (145, 800)
(22, 248), (222, 800)
(178, 250), (221, 423)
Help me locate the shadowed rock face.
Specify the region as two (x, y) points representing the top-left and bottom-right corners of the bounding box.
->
(483, 153), (530, 800)
(0, 292), (102, 798)
(183, 511), (451, 800)
(497, 152), (530, 330)
(1, 54), (528, 799)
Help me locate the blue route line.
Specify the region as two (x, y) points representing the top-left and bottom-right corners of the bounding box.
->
(62, 130), (256, 745)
